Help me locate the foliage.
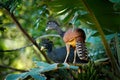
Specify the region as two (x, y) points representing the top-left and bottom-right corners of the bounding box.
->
(41, 0), (120, 34)
(5, 61), (107, 80)
(0, 0), (120, 80)
(78, 62), (100, 80)
(5, 61), (79, 80)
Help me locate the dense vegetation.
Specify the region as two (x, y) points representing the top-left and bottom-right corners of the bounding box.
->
(0, 0), (120, 80)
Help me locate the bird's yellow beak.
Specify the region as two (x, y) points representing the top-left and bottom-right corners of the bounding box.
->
(40, 46), (45, 50)
(45, 27), (49, 31)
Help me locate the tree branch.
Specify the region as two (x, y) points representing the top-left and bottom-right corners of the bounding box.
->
(0, 65), (28, 72)
(0, 34), (60, 52)
(4, 8), (51, 63)
(0, 44), (32, 52)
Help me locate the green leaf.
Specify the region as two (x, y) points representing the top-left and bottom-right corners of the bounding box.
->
(6, 69), (46, 80)
(57, 8), (70, 16)
(113, 2), (120, 11)
(109, 0), (120, 3)
(69, 65), (79, 70)
(35, 61), (78, 72)
(115, 33), (120, 65)
(30, 74), (46, 80)
(28, 69), (46, 80)
(63, 9), (75, 24)
(40, 63), (58, 72)
(34, 61), (50, 67)
(57, 63), (69, 69)
(86, 0), (120, 34)
(5, 73), (28, 80)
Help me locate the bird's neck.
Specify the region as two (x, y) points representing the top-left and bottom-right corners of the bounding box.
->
(55, 27), (64, 37)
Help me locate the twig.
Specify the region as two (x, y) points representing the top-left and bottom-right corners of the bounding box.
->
(35, 34), (60, 40)
(0, 34), (60, 52)
(0, 65), (28, 72)
(0, 44), (32, 52)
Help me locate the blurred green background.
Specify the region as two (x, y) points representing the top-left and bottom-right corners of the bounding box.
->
(0, 0), (120, 79)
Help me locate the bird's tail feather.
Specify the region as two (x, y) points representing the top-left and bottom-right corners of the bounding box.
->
(76, 42), (89, 62)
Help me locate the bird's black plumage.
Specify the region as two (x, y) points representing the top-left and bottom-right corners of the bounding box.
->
(41, 38), (84, 63)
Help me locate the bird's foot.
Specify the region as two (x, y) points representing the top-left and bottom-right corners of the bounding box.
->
(73, 56), (76, 64)
(73, 61), (76, 64)
(64, 61), (67, 63)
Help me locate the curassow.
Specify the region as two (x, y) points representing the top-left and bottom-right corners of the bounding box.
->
(46, 21), (89, 63)
(41, 38), (83, 63)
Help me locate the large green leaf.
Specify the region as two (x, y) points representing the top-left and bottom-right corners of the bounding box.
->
(43, 0), (120, 34)
(86, 0), (120, 33)
(6, 70), (46, 80)
(35, 61), (51, 67)
(6, 73), (27, 80)
(5, 61), (78, 80)
(43, 0), (86, 24)
(115, 33), (120, 66)
(109, 0), (120, 3)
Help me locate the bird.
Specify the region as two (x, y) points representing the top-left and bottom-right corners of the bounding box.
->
(40, 38), (83, 63)
(46, 20), (65, 37)
(63, 28), (89, 63)
(46, 20), (89, 63)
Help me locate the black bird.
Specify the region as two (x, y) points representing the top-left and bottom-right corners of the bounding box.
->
(41, 38), (84, 63)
